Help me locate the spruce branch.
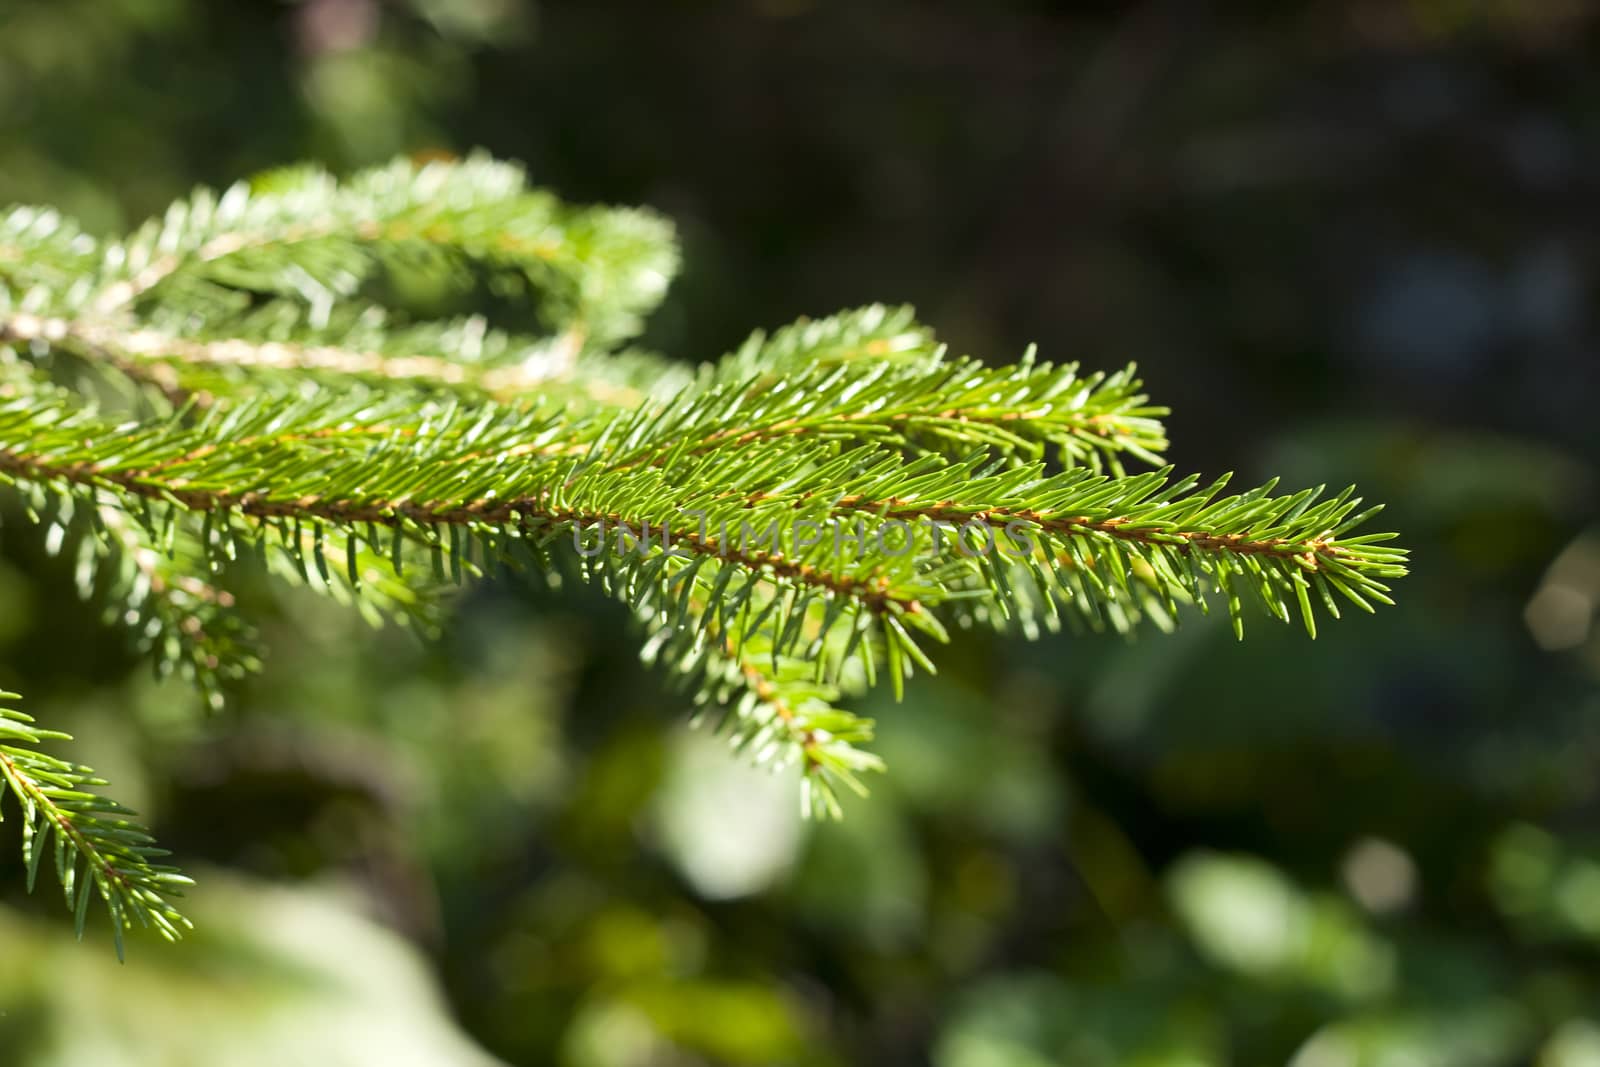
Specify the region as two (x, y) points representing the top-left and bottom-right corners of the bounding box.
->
(95, 156), (676, 339)
(4, 155), (681, 414)
(7, 310), (685, 412)
(0, 691), (191, 958)
(714, 303), (941, 381)
(631, 539), (895, 817)
(79, 502), (260, 710)
(0, 364), (1401, 831)
(0, 153), (1412, 953)
(12, 303), (1167, 475)
(0, 396), (939, 650)
(700, 639), (883, 821)
(654, 342), (1168, 472)
(0, 206), (102, 308)
(0, 390), (1402, 672)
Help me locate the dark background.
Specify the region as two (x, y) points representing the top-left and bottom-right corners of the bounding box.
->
(2, 2), (1598, 1065)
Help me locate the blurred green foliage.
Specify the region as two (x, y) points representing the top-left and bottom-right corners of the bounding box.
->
(2, 0), (1599, 1064)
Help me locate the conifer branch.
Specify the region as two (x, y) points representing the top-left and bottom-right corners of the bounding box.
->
(10, 312), (682, 412)
(0, 691), (191, 957)
(641, 576), (885, 818)
(0, 206), (101, 306)
(80, 503), (259, 709)
(91, 156), (677, 345)
(0, 153), (1410, 950)
(0, 389), (1402, 670)
(646, 346), (1168, 472)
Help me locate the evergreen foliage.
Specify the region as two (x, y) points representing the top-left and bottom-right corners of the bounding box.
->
(0, 154), (1407, 948)
(0, 692), (191, 959)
